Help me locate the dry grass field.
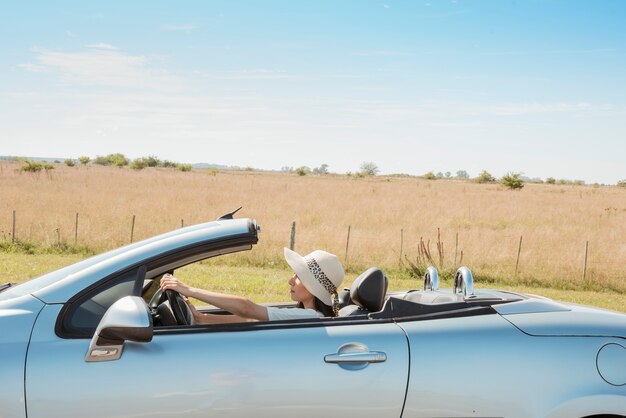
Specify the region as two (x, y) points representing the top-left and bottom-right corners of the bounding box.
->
(1, 161), (625, 301)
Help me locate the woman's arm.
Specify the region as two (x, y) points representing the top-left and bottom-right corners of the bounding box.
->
(183, 296), (255, 324)
(160, 274), (269, 321)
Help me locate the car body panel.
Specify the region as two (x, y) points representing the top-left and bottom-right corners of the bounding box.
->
(491, 296), (571, 315)
(0, 294), (45, 418)
(26, 304), (409, 418)
(398, 313), (626, 418)
(498, 302), (626, 338)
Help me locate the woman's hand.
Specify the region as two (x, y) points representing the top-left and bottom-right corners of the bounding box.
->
(160, 273), (192, 296)
(182, 295), (205, 323)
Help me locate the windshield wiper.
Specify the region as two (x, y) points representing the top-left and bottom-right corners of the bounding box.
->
(0, 282), (16, 293)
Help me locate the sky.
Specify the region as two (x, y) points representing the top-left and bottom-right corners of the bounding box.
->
(1, 0), (625, 184)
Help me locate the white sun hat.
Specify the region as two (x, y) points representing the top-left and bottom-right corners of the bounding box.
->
(284, 248), (345, 307)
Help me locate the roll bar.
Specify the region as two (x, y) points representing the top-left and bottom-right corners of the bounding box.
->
(453, 266), (475, 298)
(423, 266), (439, 291)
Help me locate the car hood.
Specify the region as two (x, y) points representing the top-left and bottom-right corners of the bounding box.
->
(495, 299), (626, 339)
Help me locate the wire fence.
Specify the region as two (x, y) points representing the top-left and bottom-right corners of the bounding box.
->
(3, 210), (624, 292)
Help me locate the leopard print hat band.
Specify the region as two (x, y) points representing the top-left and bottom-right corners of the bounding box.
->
(304, 256), (337, 296)
(304, 256), (340, 316)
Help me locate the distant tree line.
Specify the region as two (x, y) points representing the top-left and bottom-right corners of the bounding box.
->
(282, 164), (330, 176)
(284, 160), (622, 189)
(62, 154), (192, 172)
(18, 159), (55, 173)
(8, 155), (624, 188)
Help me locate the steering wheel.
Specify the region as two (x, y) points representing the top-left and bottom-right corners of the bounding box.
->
(165, 289), (190, 326)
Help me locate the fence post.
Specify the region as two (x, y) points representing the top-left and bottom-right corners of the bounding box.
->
(345, 225), (351, 262)
(515, 235), (523, 276)
(55, 228), (61, 245)
(181, 219), (184, 228)
(74, 213), (79, 245)
(454, 232), (459, 267)
(436, 227), (443, 268)
(12, 210), (16, 243)
(399, 228), (404, 266)
(289, 221), (296, 250)
(583, 240), (589, 280)
(130, 215), (136, 243)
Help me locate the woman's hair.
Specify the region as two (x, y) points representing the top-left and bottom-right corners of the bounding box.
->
(297, 297), (335, 317)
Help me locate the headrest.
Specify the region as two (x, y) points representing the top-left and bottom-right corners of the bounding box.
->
(350, 267), (388, 312)
(337, 287), (352, 308)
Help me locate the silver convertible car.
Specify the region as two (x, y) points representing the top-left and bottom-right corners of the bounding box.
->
(1, 217), (625, 418)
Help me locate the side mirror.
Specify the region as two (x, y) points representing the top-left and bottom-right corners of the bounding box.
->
(85, 296), (153, 362)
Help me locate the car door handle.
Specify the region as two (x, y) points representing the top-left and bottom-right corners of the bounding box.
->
(324, 342), (387, 366)
(324, 351), (387, 364)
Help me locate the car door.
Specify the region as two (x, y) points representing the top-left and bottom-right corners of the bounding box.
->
(25, 308), (409, 418)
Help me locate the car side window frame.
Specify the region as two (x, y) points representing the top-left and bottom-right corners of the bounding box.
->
(56, 265), (146, 339)
(55, 237), (258, 339)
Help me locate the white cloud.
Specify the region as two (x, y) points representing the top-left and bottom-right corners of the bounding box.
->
(222, 69), (304, 80)
(351, 50), (410, 57)
(86, 43), (118, 51)
(475, 102), (611, 116)
(315, 99), (616, 125)
(27, 47), (180, 90)
(18, 63), (48, 73)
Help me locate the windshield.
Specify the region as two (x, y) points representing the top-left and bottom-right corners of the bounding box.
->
(0, 227), (192, 302)
(0, 221), (238, 302)
(0, 250), (122, 302)
(0, 220), (252, 302)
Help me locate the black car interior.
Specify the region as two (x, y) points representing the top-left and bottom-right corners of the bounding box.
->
(142, 262), (525, 328)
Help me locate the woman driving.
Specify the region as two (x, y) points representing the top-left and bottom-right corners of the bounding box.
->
(160, 248), (345, 324)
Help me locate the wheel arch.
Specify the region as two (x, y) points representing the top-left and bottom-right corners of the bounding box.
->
(544, 395), (626, 418)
